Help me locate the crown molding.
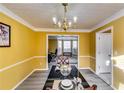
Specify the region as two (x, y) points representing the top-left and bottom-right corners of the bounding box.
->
(91, 8), (124, 31)
(34, 28), (63, 32)
(67, 29), (91, 32)
(0, 4), (124, 32)
(34, 28), (91, 32)
(0, 4), (35, 30)
(0, 4), (91, 32)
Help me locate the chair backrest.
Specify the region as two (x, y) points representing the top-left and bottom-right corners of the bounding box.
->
(57, 56), (69, 65)
(84, 84), (97, 90)
(92, 84), (97, 90)
(55, 49), (58, 55)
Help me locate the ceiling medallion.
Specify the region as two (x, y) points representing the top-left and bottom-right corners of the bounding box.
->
(52, 3), (78, 31)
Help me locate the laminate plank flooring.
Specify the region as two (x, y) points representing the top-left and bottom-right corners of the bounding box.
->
(15, 67), (113, 90)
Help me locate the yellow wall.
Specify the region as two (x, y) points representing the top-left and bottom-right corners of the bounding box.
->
(0, 13), (42, 89)
(48, 39), (57, 53)
(0, 13), (91, 89)
(2, 10), (124, 90)
(36, 32), (91, 69)
(90, 16), (124, 89)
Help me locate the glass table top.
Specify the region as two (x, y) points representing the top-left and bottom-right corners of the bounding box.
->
(43, 65), (90, 90)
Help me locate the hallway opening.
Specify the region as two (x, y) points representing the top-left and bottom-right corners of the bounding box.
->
(47, 35), (79, 68)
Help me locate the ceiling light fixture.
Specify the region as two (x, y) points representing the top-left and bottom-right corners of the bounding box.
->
(73, 16), (77, 23)
(52, 17), (57, 24)
(52, 3), (78, 31)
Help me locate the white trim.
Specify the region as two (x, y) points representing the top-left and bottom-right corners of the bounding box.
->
(1, 0), (124, 3)
(0, 4), (124, 32)
(12, 69), (45, 90)
(90, 56), (96, 60)
(67, 29), (91, 32)
(79, 56), (91, 57)
(79, 56), (96, 60)
(34, 56), (46, 58)
(0, 4), (35, 30)
(12, 69), (36, 90)
(112, 55), (124, 60)
(91, 8), (124, 31)
(0, 56), (34, 72)
(46, 35), (49, 70)
(111, 86), (117, 90)
(0, 56), (46, 73)
(88, 67), (116, 90)
(80, 67), (115, 89)
(95, 26), (114, 88)
(79, 67), (91, 70)
(0, 4), (91, 33)
(35, 68), (47, 71)
(77, 35), (80, 69)
(12, 67), (117, 90)
(34, 28), (63, 32)
(96, 26), (113, 33)
(46, 34), (80, 69)
(88, 67), (96, 74)
(34, 28), (91, 32)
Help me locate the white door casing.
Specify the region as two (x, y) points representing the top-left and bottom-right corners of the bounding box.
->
(47, 34), (80, 69)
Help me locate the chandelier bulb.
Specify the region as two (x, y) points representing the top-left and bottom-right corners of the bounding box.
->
(52, 4), (78, 31)
(53, 17), (57, 24)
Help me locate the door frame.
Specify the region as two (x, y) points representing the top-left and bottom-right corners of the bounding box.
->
(95, 26), (114, 86)
(46, 34), (80, 69)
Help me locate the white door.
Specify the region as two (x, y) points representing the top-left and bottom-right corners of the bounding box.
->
(96, 33), (112, 74)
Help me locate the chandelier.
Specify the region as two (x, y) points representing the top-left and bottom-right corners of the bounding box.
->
(52, 3), (77, 31)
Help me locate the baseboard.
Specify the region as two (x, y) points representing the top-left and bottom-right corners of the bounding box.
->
(79, 67), (91, 69)
(12, 69), (36, 90)
(88, 67), (116, 90)
(88, 67), (96, 74)
(112, 86), (117, 90)
(11, 68), (48, 90)
(12, 67), (117, 90)
(110, 85), (116, 90)
(35, 68), (48, 71)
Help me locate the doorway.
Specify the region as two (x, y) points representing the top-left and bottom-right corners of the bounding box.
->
(96, 27), (113, 85)
(47, 35), (79, 69)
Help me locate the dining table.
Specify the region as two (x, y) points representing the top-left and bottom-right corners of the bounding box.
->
(43, 65), (90, 90)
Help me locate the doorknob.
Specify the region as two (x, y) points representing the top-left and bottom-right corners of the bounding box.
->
(108, 54), (111, 57)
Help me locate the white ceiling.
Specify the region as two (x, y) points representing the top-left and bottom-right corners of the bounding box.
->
(2, 3), (124, 31)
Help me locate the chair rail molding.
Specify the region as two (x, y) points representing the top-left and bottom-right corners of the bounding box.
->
(79, 56), (96, 59)
(0, 56), (45, 72)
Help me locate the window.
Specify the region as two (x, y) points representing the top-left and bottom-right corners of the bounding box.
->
(58, 40), (62, 55)
(63, 41), (71, 52)
(57, 40), (78, 55)
(72, 41), (77, 55)
(72, 41), (77, 49)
